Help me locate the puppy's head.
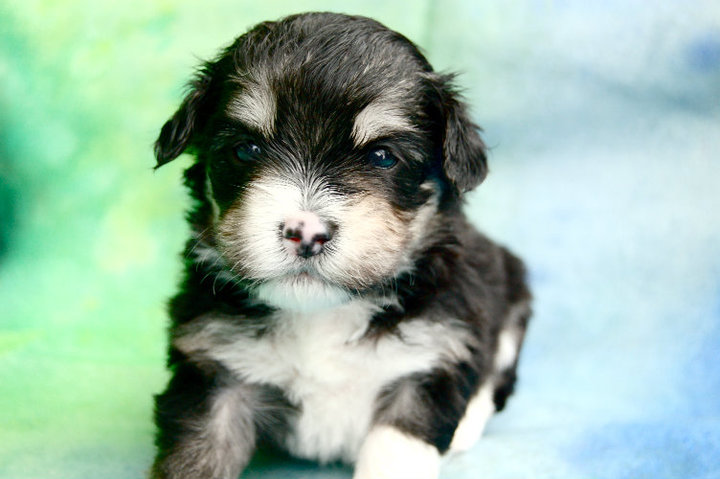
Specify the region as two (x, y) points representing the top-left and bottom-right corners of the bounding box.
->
(156, 13), (487, 310)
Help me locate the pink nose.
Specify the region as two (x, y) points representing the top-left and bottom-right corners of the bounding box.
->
(281, 212), (335, 258)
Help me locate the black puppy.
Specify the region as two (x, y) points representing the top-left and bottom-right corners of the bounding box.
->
(151, 12), (531, 479)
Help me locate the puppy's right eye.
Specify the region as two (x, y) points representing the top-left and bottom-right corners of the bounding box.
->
(233, 142), (262, 161)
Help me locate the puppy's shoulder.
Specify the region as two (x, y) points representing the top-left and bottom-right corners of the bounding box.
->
(449, 217), (530, 307)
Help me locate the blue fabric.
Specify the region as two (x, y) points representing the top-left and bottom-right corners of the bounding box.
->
(1, 1), (718, 478)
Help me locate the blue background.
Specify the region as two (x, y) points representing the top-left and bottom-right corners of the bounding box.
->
(1, 1), (719, 478)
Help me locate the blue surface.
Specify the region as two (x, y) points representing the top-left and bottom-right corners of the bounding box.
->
(1, 1), (719, 478)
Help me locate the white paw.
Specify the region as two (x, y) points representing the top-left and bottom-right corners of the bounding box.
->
(449, 381), (495, 453)
(353, 425), (440, 479)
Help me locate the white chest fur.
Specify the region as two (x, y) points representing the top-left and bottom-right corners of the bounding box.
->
(174, 299), (473, 463)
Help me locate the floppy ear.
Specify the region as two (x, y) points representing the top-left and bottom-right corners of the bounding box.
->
(434, 75), (488, 194)
(154, 67), (214, 168)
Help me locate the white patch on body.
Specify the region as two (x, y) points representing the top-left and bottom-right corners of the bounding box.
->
(494, 302), (529, 372)
(494, 327), (521, 372)
(448, 380), (495, 454)
(227, 78), (276, 135)
(353, 425), (440, 479)
(173, 299), (473, 463)
(254, 274), (351, 312)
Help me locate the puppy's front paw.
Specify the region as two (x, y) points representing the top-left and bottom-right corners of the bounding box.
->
(353, 426), (440, 479)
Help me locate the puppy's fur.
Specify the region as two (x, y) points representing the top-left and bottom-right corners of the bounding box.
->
(151, 12), (531, 479)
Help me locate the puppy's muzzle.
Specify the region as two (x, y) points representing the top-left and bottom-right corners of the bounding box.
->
(281, 211), (336, 259)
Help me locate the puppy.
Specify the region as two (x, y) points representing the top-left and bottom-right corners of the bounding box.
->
(151, 12), (531, 479)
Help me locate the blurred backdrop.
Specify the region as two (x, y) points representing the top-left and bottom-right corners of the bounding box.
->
(1, 1), (719, 478)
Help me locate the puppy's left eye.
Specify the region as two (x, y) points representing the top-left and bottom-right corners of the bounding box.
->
(234, 142), (262, 161)
(367, 147), (398, 169)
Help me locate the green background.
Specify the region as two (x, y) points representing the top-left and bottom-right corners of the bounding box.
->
(0, 2), (503, 476)
(2, 1), (720, 478)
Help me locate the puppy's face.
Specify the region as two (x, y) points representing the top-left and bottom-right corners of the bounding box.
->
(155, 14), (488, 310)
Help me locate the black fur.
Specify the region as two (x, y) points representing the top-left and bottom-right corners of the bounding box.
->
(369, 220), (530, 453)
(151, 12), (530, 479)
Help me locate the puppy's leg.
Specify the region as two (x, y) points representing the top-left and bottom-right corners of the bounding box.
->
(354, 368), (480, 479)
(151, 363), (256, 479)
(354, 425), (440, 479)
(448, 380), (495, 453)
(493, 248), (531, 413)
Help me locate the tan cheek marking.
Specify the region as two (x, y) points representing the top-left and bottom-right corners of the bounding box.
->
(327, 194), (409, 287)
(406, 184), (440, 253)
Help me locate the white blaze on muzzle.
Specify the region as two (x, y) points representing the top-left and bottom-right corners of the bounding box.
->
(215, 172), (409, 310)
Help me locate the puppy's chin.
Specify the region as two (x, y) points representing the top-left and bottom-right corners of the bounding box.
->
(253, 274), (351, 312)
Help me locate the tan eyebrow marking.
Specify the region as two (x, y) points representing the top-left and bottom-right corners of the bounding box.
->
(351, 99), (418, 147)
(227, 77), (276, 136)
